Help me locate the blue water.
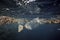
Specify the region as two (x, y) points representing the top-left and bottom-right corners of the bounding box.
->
(15, 24), (60, 40)
(1, 24), (59, 40)
(7, 24), (60, 40)
(0, 0), (60, 40)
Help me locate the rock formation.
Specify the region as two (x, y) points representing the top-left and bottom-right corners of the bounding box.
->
(0, 16), (60, 32)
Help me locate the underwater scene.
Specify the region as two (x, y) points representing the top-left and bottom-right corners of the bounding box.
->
(0, 0), (60, 40)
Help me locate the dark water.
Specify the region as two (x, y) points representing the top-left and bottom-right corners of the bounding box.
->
(15, 24), (60, 40)
(0, 24), (60, 40)
(0, 0), (60, 40)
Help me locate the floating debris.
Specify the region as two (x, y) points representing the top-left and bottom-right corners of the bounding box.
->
(18, 25), (24, 32)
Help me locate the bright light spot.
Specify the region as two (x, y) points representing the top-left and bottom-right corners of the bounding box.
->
(28, 0), (36, 2)
(6, 8), (10, 11)
(16, 2), (22, 6)
(26, 0), (36, 3)
(57, 29), (60, 30)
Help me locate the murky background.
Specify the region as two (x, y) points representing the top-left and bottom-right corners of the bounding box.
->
(0, 0), (60, 40)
